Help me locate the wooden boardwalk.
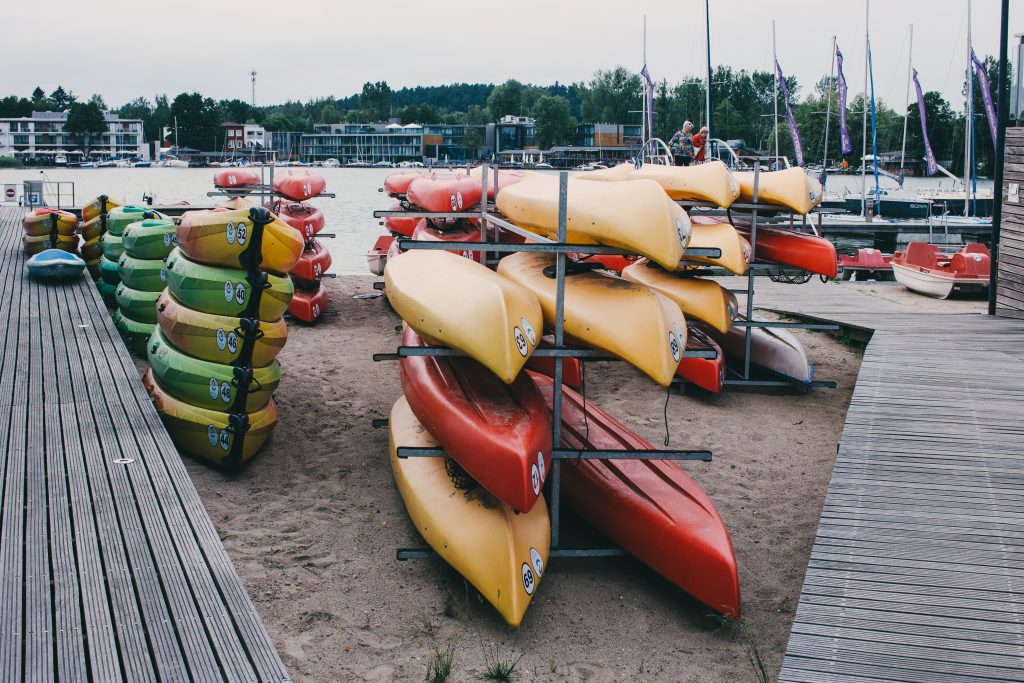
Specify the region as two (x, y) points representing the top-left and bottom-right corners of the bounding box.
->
(745, 280), (1024, 682)
(0, 207), (290, 682)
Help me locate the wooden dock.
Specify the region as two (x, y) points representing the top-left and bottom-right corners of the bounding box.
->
(0, 206), (290, 680)
(745, 281), (1024, 682)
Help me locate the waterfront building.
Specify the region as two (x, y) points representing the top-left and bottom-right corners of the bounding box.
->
(222, 122), (266, 154)
(301, 122), (425, 164)
(0, 110), (147, 163)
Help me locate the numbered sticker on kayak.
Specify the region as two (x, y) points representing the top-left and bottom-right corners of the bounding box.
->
(530, 464), (540, 496)
(226, 221), (236, 245)
(219, 428), (231, 451)
(674, 323), (685, 352)
(208, 378), (219, 400)
(224, 280), (234, 302)
(312, 303), (321, 319)
(160, 267), (167, 282)
(536, 451), (545, 482)
(236, 222), (247, 245)
(228, 174), (237, 185)
(742, 242), (752, 264)
(449, 194), (458, 211)
(227, 331), (238, 354)
(313, 263), (322, 278)
(207, 425), (218, 447)
(456, 191), (464, 209)
(163, 233), (172, 247)
(220, 381), (231, 403)
(513, 326), (528, 357)
(302, 181), (312, 197)
(668, 329), (681, 363)
(304, 224), (314, 238)
(521, 563), (536, 596)
(675, 216), (691, 246)
(216, 328), (227, 350)
(530, 547), (544, 578)
(521, 318), (537, 346)
(234, 283), (246, 305)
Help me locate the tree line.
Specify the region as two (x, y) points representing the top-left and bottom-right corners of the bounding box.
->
(0, 57), (1005, 173)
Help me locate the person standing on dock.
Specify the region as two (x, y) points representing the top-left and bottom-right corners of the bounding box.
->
(692, 126), (709, 164)
(669, 121), (695, 166)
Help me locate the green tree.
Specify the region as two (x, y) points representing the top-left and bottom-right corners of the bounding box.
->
(464, 104), (490, 126)
(532, 95), (576, 149)
(487, 80), (527, 120)
(461, 128), (484, 160)
(65, 101), (107, 156)
(220, 98), (254, 124)
(152, 95), (172, 142)
(360, 81), (392, 121)
(170, 92), (223, 151)
(0, 96), (33, 118)
(49, 86), (76, 111)
(319, 103), (342, 124)
(116, 97), (157, 142)
(580, 67), (641, 123)
(31, 87), (48, 110)
(88, 93), (107, 110)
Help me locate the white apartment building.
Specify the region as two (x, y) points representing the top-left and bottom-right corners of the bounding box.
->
(0, 111), (148, 161)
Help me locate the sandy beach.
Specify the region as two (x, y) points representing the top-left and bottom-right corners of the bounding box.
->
(128, 272), (887, 683)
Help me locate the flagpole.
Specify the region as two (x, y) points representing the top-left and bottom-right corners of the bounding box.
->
(861, 0), (870, 217)
(823, 36), (836, 174)
(964, 0), (973, 216)
(772, 19), (779, 166)
(900, 24), (913, 179)
(642, 15), (647, 145)
(704, 0), (712, 159)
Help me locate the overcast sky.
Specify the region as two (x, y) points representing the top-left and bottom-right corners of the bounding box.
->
(3, 1), (1018, 112)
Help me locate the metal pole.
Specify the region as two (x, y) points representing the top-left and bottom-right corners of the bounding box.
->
(705, 0), (713, 157)
(964, 0), (973, 217)
(550, 171), (568, 547)
(900, 25), (913, 174)
(772, 20), (779, 166)
(861, 0), (870, 217)
(744, 164), (760, 380)
(989, 0), (1009, 315)
(642, 15), (647, 145)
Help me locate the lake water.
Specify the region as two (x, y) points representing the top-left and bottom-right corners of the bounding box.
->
(0, 167), (994, 273)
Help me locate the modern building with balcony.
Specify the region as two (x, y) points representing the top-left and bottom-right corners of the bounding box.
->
(422, 124), (488, 163)
(0, 111), (148, 163)
(541, 122), (642, 168)
(301, 123), (425, 164)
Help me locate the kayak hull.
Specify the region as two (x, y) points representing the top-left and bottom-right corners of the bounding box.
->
(701, 318), (813, 385)
(100, 232), (124, 261)
(677, 326), (725, 392)
(267, 200), (325, 239)
(622, 260), (737, 333)
(287, 281), (328, 323)
(165, 249), (293, 321)
(113, 309), (155, 355)
(407, 175), (483, 213)
(115, 284), (160, 324)
(122, 219), (178, 260)
(272, 171), (326, 201)
(290, 239), (332, 281)
(734, 168), (822, 215)
(117, 254), (167, 292)
(177, 208), (304, 275)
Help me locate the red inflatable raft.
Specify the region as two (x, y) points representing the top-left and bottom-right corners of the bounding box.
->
(407, 174), (482, 213)
(288, 280), (328, 323)
(400, 327), (553, 513)
(213, 169), (260, 192)
(273, 171), (326, 201)
(676, 326), (725, 393)
(383, 171), (426, 198)
(384, 202), (419, 237)
(411, 219), (483, 262)
(533, 373), (740, 617)
(290, 239), (332, 281)
(266, 200), (325, 239)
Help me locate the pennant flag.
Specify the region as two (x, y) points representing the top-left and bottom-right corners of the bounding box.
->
(971, 50), (998, 147)
(913, 69), (939, 176)
(640, 64), (655, 142)
(775, 60), (805, 166)
(836, 46), (852, 155)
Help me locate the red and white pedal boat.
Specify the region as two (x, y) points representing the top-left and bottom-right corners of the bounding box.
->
(891, 242), (990, 299)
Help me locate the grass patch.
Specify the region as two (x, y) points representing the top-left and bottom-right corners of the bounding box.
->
(0, 157), (24, 169)
(706, 613), (771, 683)
(425, 643), (455, 683)
(480, 646), (522, 682)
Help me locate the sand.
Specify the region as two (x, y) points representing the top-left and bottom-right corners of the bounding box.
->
(139, 272), (880, 683)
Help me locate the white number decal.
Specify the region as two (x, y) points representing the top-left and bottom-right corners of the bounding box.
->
(521, 563), (536, 595)
(227, 331), (238, 354)
(513, 326), (528, 357)
(521, 318), (537, 346)
(234, 283), (246, 305)
(220, 381), (232, 403)
(218, 429), (231, 451)
(531, 464), (540, 496)
(236, 222), (247, 245)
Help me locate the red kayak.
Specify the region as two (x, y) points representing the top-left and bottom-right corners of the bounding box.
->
(411, 219), (483, 262)
(288, 280), (328, 322)
(267, 200), (325, 239)
(400, 327), (552, 513)
(214, 169), (260, 191)
(523, 335), (583, 390)
(676, 326), (724, 392)
(383, 171), (425, 198)
(384, 202), (418, 237)
(290, 239), (332, 281)
(693, 216), (837, 277)
(407, 174), (482, 213)
(367, 234), (394, 276)
(532, 373), (740, 617)
(273, 171), (326, 201)
(570, 253), (638, 274)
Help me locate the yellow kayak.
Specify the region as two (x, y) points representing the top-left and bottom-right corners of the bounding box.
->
(734, 168), (823, 215)
(80, 215), (104, 241)
(81, 196), (120, 223)
(177, 208), (304, 275)
(681, 221), (751, 275)
(22, 234), (53, 255)
(495, 173), (690, 271)
(23, 209), (77, 236)
(629, 160), (741, 207)
(622, 259), (738, 333)
(576, 163), (634, 181)
(389, 396), (549, 627)
(384, 250), (542, 384)
(497, 252), (687, 387)
(144, 369), (278, 467)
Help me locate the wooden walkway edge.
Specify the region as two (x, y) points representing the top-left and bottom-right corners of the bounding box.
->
(749, 281), (1024, 682)
(0, 206), (290, 681)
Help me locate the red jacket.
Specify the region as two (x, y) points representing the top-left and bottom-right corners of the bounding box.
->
(692, 133), (706, 161)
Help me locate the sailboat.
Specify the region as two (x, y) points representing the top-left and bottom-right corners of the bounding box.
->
(162, 117), (190, 168)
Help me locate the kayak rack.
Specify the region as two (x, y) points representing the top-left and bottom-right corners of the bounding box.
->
(377, 167), (721, 561)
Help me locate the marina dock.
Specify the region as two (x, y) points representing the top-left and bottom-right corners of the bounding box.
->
(0, 206), (289, 681)
(746, 281), (1024, 682)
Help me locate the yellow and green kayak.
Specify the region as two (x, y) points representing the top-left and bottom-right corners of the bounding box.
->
(123, 219), (178, 260)
(113, 309), (155, 355)
(165, 249), (293, 321)
(176, 207), (304, 275)
(106, 205), (163, 236)
(118, 253), (167, 292)
(81, 196), (120, 223)
(115, 283), (160, 324)
(100, 232), (124, 261)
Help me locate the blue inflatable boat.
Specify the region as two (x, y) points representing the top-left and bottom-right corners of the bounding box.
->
(26, 249), (87, 281)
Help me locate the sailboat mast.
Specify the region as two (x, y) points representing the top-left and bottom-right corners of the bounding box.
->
(705, 0), (712, 159)
(642, 15), (647, 145)
(964, 0), (973, 216)
(900, 25), (913, 176)
(861, 0), (870, 216)
(772, 20), (779, 166)
(823, 36), (836, 171)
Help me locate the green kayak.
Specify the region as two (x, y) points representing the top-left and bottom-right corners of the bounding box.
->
(123, 218), (178, 260)
(100, 231), (124, 260)
(97, 280), (118, 306)
(113, 309), (155, 355)
(118, 253), (167, 292)
(115, 283), (160, 324)
(99, 255), (121, 286)
(164, 248), (293, 321)
(106, 205), (166, 236)
(147, 329), (280, 411)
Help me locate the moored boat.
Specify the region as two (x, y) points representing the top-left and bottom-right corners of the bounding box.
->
(891, 242), (990, 299)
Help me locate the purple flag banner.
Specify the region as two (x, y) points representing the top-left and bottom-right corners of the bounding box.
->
(836, 46), (852, 155)
(912, 68), (939, 176)
(775, 60), (804, 166)
(971, 50), (998, 147)
(640, 64), (654, 141)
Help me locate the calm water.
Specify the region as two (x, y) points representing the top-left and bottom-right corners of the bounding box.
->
(0, 167), (994, 272)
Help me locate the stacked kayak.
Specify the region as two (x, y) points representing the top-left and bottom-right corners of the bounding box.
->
(113, 218), (177, 354)
(22, 208), (77, 256)
(79, 195), (119, 279)
(385, 249), (550, 626)
(143, 206), (300, 469)
(98, 205), (167, 304)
